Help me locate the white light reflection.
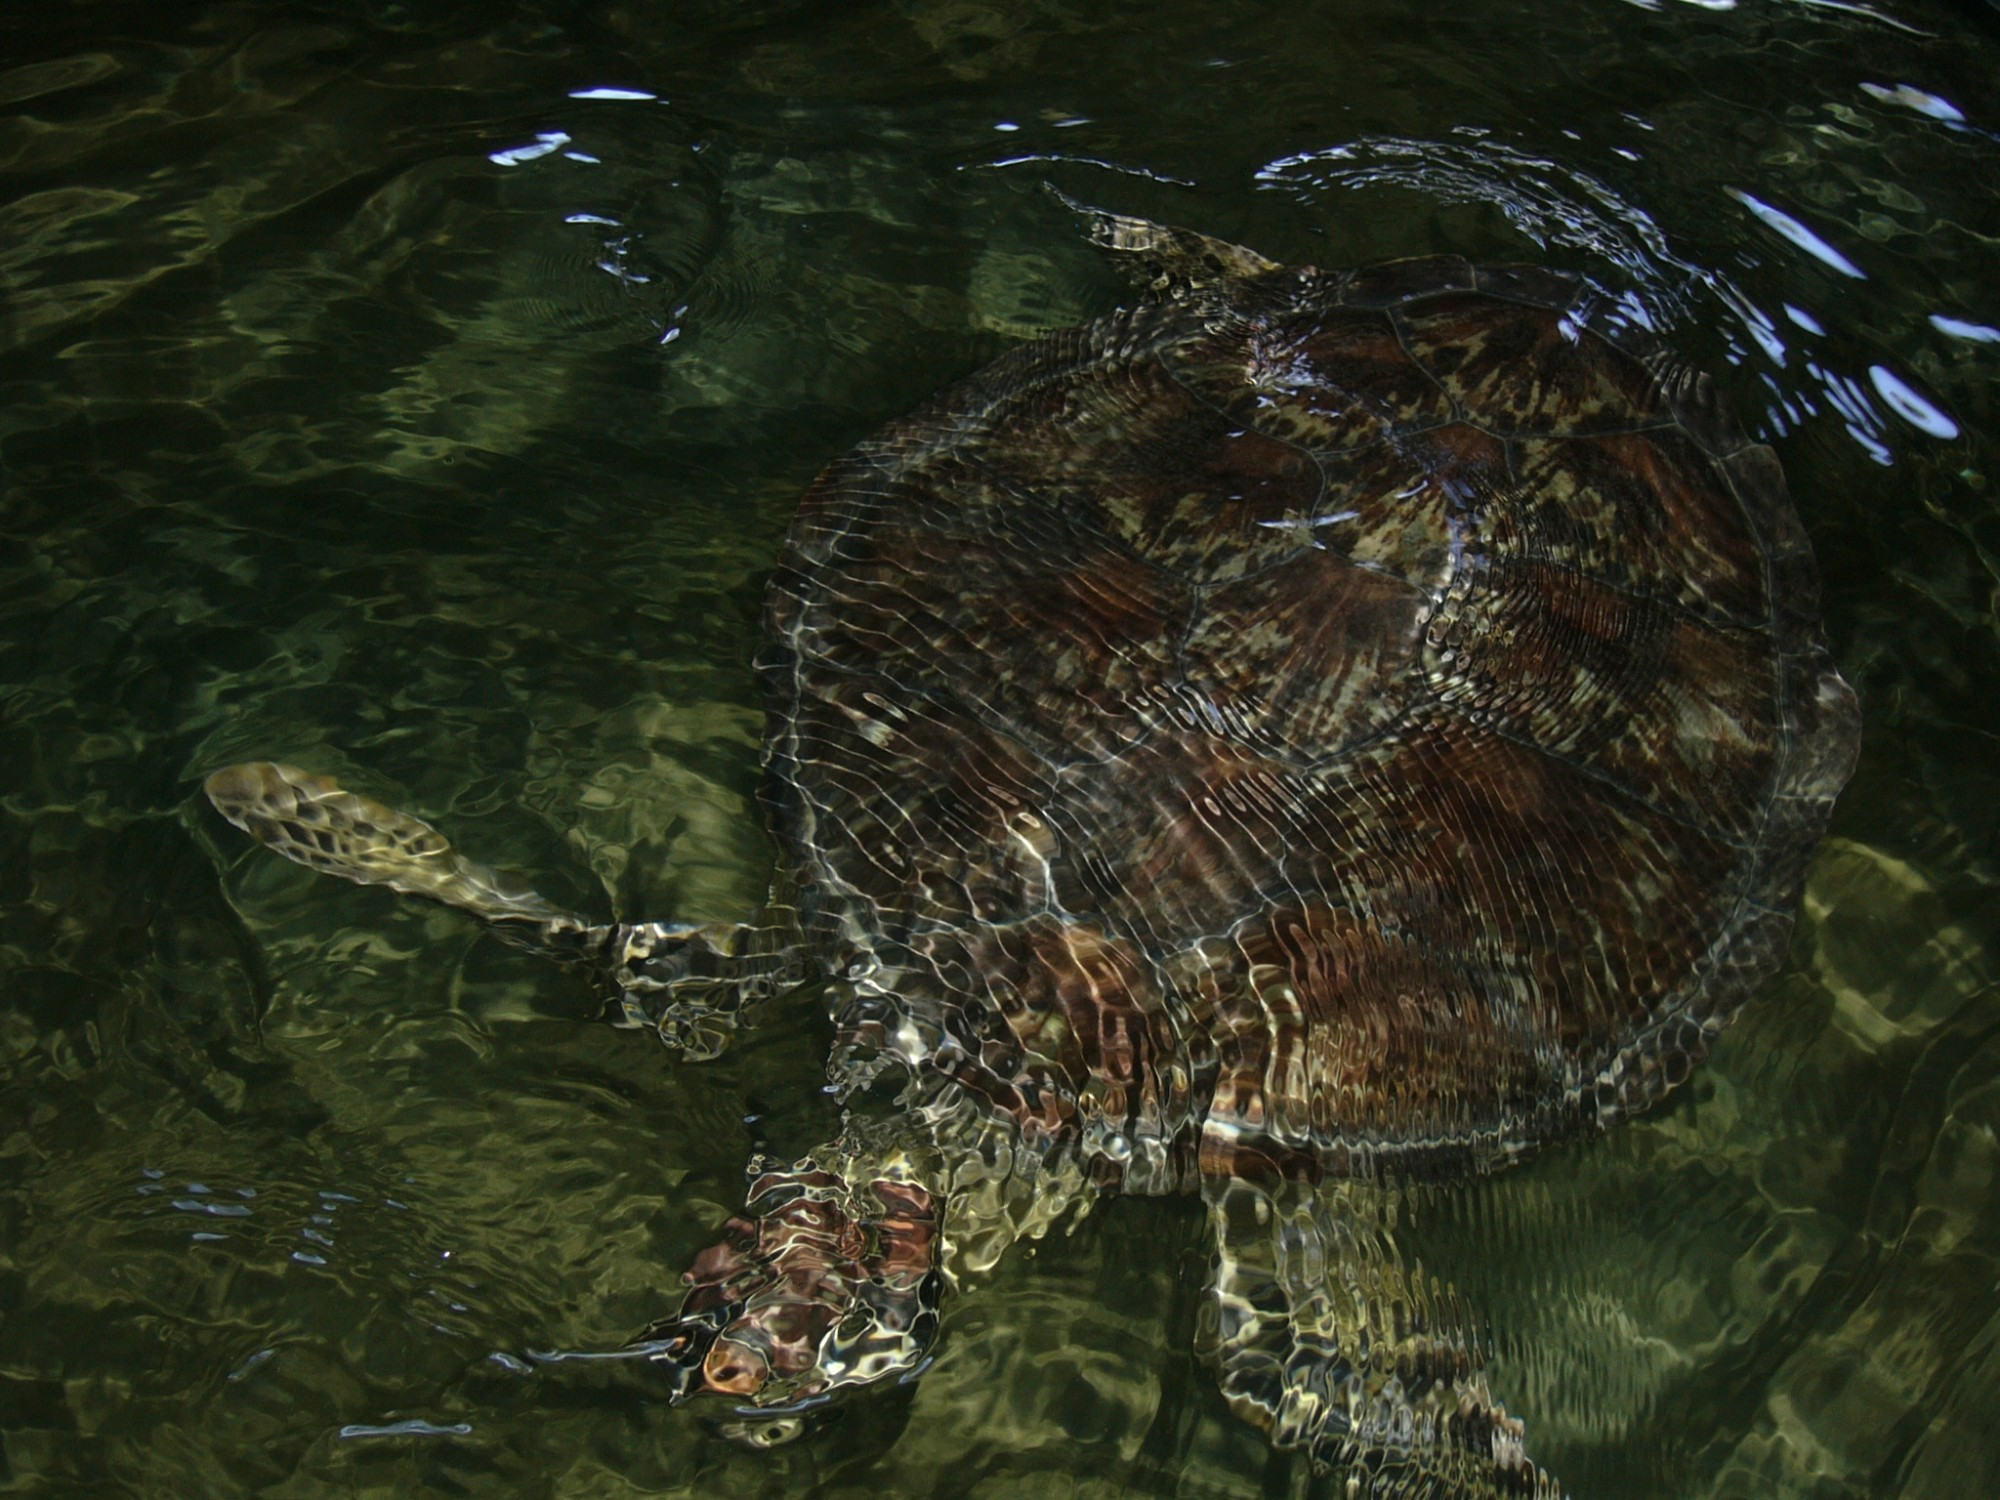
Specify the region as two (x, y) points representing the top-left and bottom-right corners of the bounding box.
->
(1783, 303), (1826, 335)
(1727, 189), (1866, 279)
(1868, 366), (1960, 440)
(984, 153), (1195, 187)
(1722, 291), (1786, 364)
(1930, 314), (2000, 344)
(338, 1419), (475, 1439)
(1847, 426), (1893, 465)
(1758, 370), (1817, 438)
(1808, 360), (1894, 466)
(1792, 0), (1935, 38)
(568, 87), (658, 101)
(1810, 361), (1874, 428)
(1616, 290), (1656, 330)
(1860, 82), (1965, 123)
(489, 131), (570, 167)
(1256, 133), (1942, 469)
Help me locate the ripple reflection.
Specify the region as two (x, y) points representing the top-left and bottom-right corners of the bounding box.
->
(1257, 132), (1968, 466)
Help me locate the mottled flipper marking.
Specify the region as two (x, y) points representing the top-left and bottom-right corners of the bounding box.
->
(205, 761), (574, 926)
(1050, 186), (1280, 300)
(644, 1138), (942, 1405)
(1202, 1176), (1559, 1497)
(642, 1082), (1100, 1407)
(204, 761), (809, 1056)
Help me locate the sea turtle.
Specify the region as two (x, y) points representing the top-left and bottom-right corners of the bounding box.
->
(204, 200), (1861, 1496)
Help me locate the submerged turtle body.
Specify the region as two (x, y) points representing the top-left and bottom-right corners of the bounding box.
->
(206, 207), (1859, 1497)
(768, 245), (1851, 1190)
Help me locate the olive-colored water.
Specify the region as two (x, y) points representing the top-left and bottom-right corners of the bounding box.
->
(3, 1), (1997, 1495)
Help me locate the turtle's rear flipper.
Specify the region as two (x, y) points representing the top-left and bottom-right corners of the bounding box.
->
(205, 761), (804, 1058)
(1049, 185), (1280, 301)
(1201, 1171), (1563, 1498)
(204, 762), (584, 943)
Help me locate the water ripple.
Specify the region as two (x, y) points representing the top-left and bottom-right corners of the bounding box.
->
(1256, 131), (1975, 466)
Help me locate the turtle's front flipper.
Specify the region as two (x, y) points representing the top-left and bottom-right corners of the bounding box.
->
(205, 762), (801, 1057)
(639, 1118), (945, 1407)
(1202, 1173), (1562, 1498)
(642, 1077), (1098, 1411)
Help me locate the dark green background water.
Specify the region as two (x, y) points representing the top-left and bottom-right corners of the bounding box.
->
(3, 1), (1998, 1495)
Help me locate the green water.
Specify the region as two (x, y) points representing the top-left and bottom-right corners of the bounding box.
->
(3, 1), (1997, 1495)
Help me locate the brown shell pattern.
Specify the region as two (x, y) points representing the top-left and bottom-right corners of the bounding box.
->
(763, 257), (1860, 1190)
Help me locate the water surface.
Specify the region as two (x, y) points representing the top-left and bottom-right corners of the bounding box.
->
(3, 1), (1998, 1495)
